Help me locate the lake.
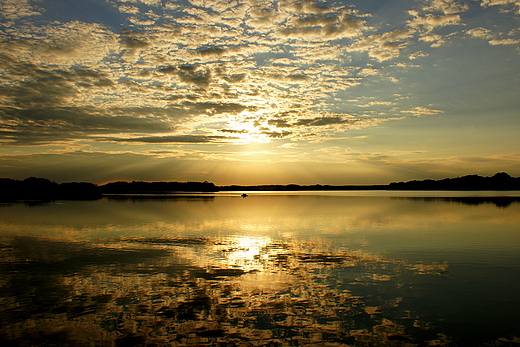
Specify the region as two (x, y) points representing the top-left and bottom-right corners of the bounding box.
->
(1, 191), (520, 346)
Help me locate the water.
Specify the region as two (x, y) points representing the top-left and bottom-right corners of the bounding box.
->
(1, 191), (520, 346)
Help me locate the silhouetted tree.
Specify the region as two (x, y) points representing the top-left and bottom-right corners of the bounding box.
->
(389, 172), (520, 191)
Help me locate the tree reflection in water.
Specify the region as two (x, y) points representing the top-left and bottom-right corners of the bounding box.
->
(0, 235), (489, 346)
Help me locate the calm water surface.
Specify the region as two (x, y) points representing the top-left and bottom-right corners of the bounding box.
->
(1, 191), (520, 346)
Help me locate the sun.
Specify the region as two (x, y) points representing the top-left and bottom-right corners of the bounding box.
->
(226, 111), (272, 145)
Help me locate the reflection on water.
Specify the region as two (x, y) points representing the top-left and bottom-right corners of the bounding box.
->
(1, 193), (520, 346)
(395, 196), (520, 208)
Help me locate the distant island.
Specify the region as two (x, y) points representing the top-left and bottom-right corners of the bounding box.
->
(218, 172), (520, 191)
(1, 172), (519, 202)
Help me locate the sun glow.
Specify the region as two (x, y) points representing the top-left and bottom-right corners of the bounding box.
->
(230, 122), (269, 144)
(218, 235), (273, 271)
(224, 108), (282, 145)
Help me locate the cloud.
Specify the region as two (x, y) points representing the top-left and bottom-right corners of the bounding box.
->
(488, 38), (520, 45)
(123, 36), (150, 49)
(0, 106), (177, 146)
(157, 65), (177, 74)
(419, 33), (446, 47)
(0, 21), (119, 66)
(466, 27), (493, 39)
(465, 27), (520, 46)
(178, 65), (212, 85)
(356, 101), (396, 108)
(349, 30), (414, 61)
(0, 0), (454, 153)
(222, 73), (246, 83)
(108, 135), (232, 143)
(286, 73), (311, 82)
(407, 13), (462, 32)
(279, 14), (366, 38)
(404, 0), (468, 49)
(196, 46), (227, 56)
(358, 68), (379, 76)
(401, 106), (443, 116)
(261, 113), (399, 136)
(295, 116), (354, 126)
(219, 129), (248, 134)
(267, 118), (292, 128)
(409, 51), (428, 59)
(261, 131), (293, 138)
(481, 0), (520, 13)
(0, 58), (253, 145)
(425, 0), (469, 14)
(0, 0), (43, 21)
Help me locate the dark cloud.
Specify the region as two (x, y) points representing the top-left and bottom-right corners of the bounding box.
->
(121, 30), (149, 49)
(261, 130), (292, 138)
(0, 99), (247, 145)
(94, 78), (115, 87)
(0, 107), (175, 145)
(0, 151), (197, 183)
(0, 62), (113, 109)
(292, 0), (330, 14)
(223, 73), (246, 83)
(0, 56), (252, 145)
(196, 46), (227, 56)
(296, 14), (338, 26)
(295, 116), (361, 126)
(180, 101), (247, 115)
(157, 66), (177, 74)
(267, 118), (292, 127)
(286, 74), (310, 82)
(5, 77), (77, 107)
(279, 26), (321, 37)
(323, 17), (364, 36)
(178, 65), (212, 85)
(110, 135), (232, 143)
(124, 37), (149, 48)
(219, 129), (248, 134)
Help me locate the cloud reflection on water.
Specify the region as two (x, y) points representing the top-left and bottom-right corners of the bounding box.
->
(0, 234), (452, 346)
(1, 195), (520, 345)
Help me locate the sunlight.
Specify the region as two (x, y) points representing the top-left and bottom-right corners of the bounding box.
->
(225, 109), (275, 145)
(219, 235), (273, 271)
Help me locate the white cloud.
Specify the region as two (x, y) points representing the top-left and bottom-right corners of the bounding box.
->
(409, 51), (428, 60)
(401, 106), (443, 116)
(349, 30), (414, 62)
(0, 0), (42, 21)
(488, 38), (520, 45)
(466, 27), (520, 46)
(116, 0), (162, 6)
(481, 0), (520, 13)
(425, 0), (469, 14)
(466, 27), (493, 39)
(419, 33), (446, 47)
(407, 13), (462, 32)
(118, 4), (140, 14)
(0, 0), (453, 150)
(0, 21), (119, 67)
(358, 68), (379, 76)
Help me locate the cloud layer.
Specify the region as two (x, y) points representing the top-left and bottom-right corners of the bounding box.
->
(1, 0), (519, 182)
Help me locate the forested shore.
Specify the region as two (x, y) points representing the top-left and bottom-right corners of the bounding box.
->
(1, 172), (519, 202)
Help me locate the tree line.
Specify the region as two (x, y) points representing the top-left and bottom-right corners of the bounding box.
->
(387, 172), (520, 191)
(0, 178), (217, 202)
(1, 172), (519, 202)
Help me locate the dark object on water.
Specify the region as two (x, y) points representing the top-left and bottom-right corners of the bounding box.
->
(241, 193), (248, 198)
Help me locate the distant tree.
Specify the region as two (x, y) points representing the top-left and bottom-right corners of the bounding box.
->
(388, 172), (519, 191)
(58, 182), (102, 200)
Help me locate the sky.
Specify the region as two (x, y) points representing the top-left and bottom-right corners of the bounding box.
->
(0, 0), (519, 185)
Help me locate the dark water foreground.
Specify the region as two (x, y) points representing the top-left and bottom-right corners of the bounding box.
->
(1, 193), (520, 346)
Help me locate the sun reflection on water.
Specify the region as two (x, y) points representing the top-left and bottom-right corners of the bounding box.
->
(216, 235), (272, 270)
(0, 232), (516, 346)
